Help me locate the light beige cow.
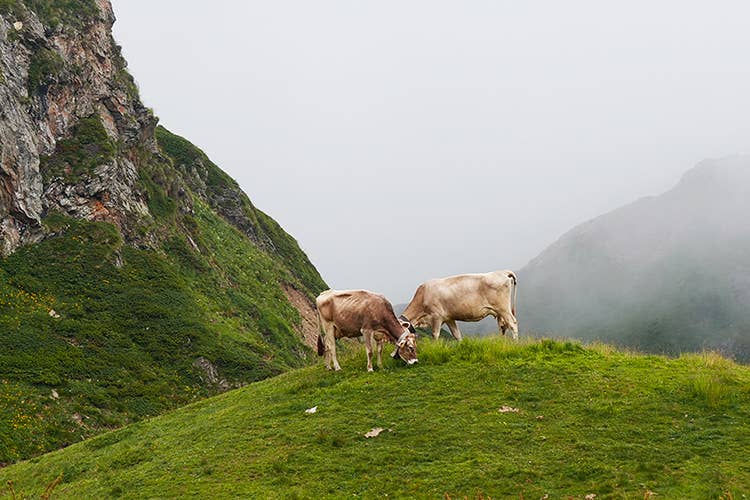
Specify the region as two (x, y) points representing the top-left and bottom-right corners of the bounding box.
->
(316, 289), (418, 371)
(400, 270), (518, 341)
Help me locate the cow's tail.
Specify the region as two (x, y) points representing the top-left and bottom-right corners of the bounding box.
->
(317, 335), (325, 356)
(507, 271), (517, 316)
(316, 308), (325, 356)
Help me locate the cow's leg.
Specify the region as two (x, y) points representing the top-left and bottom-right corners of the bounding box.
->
(376, 338), (383, 369)
(497, 316), (507, 336)
(431, 317), (443, 340)
(320, 319), (337, 370)
(324, 325), (342, 371)
(331, 332), (342, 370)
(499, 312), (519, 340)
(446, 320), (463, 341)
(363, 330), (374, 372)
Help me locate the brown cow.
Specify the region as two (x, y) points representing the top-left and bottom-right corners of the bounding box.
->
(401, 270), (518, 341)
(316, 289), (418, 371)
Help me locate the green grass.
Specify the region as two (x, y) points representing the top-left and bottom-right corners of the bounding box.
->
(0, 0), (332, 472)
(2, 338), (748, 498)
(0, 206), (321, 464)
(1, 120), (326, 465)
(155, 125), (326, 295)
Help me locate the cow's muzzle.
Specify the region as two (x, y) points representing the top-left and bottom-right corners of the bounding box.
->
(407, 358), (418, 365)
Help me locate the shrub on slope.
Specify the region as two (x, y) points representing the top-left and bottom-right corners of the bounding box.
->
(0, 203), (315, 464)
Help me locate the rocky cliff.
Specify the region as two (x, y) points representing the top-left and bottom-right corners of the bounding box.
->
(0, 0), (326, 464)
(0, 0), (153, 253)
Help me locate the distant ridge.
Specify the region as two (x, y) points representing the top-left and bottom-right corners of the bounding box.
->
(518, 156), (750, 360)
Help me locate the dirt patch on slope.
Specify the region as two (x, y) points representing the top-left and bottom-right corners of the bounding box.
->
(283, 284), (319, 349)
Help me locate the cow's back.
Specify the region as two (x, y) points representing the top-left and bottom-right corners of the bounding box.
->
(424, 272), (513, 321)
(316, 289), (337, 324)
(317, 289), (395, 337)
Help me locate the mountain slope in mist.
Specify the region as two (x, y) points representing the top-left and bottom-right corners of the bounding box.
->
(519, 156), (750, 360)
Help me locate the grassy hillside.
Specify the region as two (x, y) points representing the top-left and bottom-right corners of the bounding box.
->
(1, 0), (327, 467)
(153, 125), (325, 296)
(2, 338), (748, 498)
(0, 198), (322, 464)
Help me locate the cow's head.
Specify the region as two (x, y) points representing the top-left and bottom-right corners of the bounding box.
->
(391, 331), (418, 365)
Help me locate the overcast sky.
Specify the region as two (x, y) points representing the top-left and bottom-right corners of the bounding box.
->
(112, 1), (750, 302)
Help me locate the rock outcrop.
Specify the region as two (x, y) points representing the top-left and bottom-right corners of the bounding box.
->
(0, 0), (326, 295)
(0, 1), (157, 253)
(0, 1), (323, 293)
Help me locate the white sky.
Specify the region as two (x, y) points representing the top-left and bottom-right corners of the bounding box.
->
(112, 1), (750, 302)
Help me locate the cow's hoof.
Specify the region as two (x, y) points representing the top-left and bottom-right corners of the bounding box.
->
(367, 368), (374, 373)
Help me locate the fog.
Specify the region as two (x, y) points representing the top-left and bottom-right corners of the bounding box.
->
(112, 1), (750, 302)
(518, 157), (750, 359)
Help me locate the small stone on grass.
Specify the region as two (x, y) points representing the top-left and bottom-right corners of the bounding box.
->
(498, 406), (520, 413)
(364, 427), (385, 438)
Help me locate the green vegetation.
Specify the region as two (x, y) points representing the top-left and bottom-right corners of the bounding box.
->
(155, 125), (238, 195)
(156, 125), (327, 295)
(0, 0), (23, 19)
(114, 65), (139, 102)
(1, 0), (330, 472)
(255, 208), (328, 296)
(2, 338), (748, 498)
(1, 114), (326, 466)
(39, 114), (116, 182)
(0, 204), (318, 464)
(137, 162), (178, 221)
(26, 0), (98, 28)
(0, 0), (98, 29)
(26, 47), (64, 96)
(109, 41), (140, 101)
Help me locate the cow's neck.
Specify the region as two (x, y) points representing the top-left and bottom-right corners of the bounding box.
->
(384, 319), (407, 343)
(400, 307), (425, 328)
(385, 327), (404, 343)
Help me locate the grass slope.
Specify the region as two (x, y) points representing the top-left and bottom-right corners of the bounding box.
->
(1, 0), (327, 468)
(0, 119), (327, 464)
(154, 125), (326, 296)
(0, 202), (319, 464)
(2, 338), (749, 499)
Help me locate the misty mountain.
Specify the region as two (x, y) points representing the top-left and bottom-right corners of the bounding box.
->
(518, 156), (750, 360)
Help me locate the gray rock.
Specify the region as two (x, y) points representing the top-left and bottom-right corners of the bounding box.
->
(0, 1), (158, 254)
